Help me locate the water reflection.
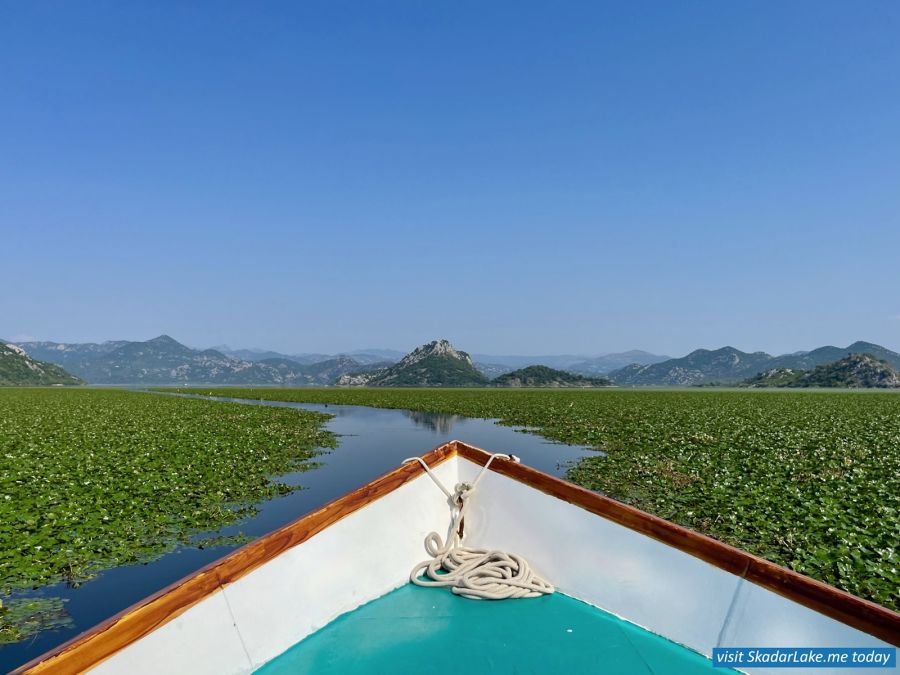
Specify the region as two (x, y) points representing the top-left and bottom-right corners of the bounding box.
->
(401, 410), (466, 434)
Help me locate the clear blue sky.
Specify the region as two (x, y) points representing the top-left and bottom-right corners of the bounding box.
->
(2, 1), (898, 356)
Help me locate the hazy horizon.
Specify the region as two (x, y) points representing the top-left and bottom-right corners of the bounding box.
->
(3, 3), (898, 356)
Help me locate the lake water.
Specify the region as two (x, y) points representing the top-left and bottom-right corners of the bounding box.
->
(0, 398), (594, 672)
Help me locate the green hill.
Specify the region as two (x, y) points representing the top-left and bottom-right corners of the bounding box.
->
(0, 343), (82, 386)
(743, 367), (804, 387)
(337, 340), (489, 387)
(744, 353), (900, 388)
(491, 365), (613, 388)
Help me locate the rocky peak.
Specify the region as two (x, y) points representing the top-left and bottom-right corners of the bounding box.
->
(3, 343), (28, 357)
(337, 339), (486, 387)
(834, 353), (900, 387)
(400, 339), (472, 366)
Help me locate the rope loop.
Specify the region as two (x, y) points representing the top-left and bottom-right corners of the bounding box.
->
(403, 453), (554, 600)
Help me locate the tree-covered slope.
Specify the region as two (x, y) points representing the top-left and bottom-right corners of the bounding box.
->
(746, 353), (900, 388)
(491, 365), (612, 387)
(0, 344), (82, 386)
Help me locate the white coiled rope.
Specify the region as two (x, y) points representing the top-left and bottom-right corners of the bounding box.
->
(403, 453), (554, 600)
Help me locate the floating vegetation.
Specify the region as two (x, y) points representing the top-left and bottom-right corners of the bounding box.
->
(0, 388), (335, 642)
(166, 387), (900, 611)
(192, 533), (253, 550)
(0, 597), (73, 644)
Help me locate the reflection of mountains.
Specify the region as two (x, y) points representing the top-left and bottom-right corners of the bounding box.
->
(402, 410), (464, 434)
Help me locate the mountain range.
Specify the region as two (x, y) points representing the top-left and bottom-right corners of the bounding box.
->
(609, 341), (900, 386)
(14, 337), (672, 385)
(11, 335), (900, 388)
(15, 336), (382, 385)
(212, 346), (403, 366)
(214, 347), (668, 376)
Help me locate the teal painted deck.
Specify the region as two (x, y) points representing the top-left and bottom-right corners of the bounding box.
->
(256, 586), (722, 674)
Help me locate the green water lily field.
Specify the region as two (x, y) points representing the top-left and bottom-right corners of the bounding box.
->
(0, 389), (333, 642)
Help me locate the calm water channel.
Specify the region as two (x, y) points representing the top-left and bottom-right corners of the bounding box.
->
(1, 397), (595, 672)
